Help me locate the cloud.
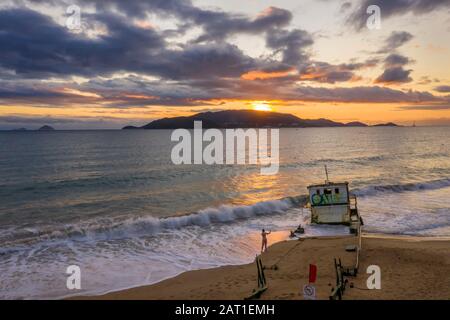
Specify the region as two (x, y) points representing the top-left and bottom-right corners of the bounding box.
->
(417, 76), (433, 85)
(1, 73), (443, 109)
(398, 105), (450, 110)
(153, 42), (257, 80)
(340, 2), (352, 13)
(0, 79), (104, 107)
(0, 7), (264, 82)
(296, 59), (378, 84)
(375, 53), (413, 84)
(348, 0), (450, 30)
(299, 64), (354, 83)
(374, 34), (414, 85)
(378, 31), (413, 53)
(193, 6), (293, 42)
(384, 53), (411, 67)
(102, 76), (441, 103)
(43, 0), (292, 41)
(375, 67), (413, 84)
(0, 8), (166, 78)
(265, 28), (313, 65)
(434, 85), (450, 92)
(0, 5), (374, 90)
(292, 86), (437, 103)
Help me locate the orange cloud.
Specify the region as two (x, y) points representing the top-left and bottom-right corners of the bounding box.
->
(123, 94), (157, 100)
(241, 68), (296, 80)
(134, 20), (155, 30)
(61, 88), (102, 98)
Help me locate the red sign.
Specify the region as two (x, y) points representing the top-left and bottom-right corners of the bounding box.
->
(309, 264), (317, 283)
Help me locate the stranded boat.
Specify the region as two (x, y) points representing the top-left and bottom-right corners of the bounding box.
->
(307, 180), (362, 233)
(291, 167), (363, 237)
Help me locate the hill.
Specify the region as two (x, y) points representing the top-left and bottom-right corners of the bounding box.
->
(372, 122), (399, 127)
(122, 110), (394, 129)
(37, 125), (55, 131)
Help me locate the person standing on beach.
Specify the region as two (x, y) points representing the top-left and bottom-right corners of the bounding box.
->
(261, 229), (271, 252)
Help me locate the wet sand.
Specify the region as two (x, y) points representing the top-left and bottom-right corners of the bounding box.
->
(74, 234), (450, 300)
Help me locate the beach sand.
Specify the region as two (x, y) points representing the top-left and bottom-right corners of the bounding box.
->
(74, 234), (450, 300)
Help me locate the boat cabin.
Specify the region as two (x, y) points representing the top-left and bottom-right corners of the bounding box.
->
(307, 181), (356, 224)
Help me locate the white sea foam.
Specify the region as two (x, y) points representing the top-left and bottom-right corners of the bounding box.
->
(353, 178), (450, 197)
(0, 198), (297, 249)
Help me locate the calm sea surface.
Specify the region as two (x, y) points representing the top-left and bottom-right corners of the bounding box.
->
(0, 127), (449, 298)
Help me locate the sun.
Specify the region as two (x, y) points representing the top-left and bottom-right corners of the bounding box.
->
(252, 102), (272, 112)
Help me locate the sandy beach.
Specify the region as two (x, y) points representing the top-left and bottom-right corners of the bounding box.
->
(74, 234), (450, 300)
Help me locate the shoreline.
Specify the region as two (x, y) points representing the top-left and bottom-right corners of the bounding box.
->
(71, 233), (450, 300)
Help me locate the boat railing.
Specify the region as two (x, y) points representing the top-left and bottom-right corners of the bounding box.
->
(349, 195), (358, 210)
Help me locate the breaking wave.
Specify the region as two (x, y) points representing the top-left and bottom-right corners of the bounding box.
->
(1, 197), (307, 250)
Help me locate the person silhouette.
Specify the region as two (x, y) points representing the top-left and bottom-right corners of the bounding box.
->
(261, 229), (271, 252)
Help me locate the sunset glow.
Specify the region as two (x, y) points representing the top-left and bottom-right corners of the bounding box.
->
(252, 102), (273, 112)
(0, 1), (449, 129)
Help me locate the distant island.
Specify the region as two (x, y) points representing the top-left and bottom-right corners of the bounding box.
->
(7, 125), (56, 131)
(122, 110), (399, 129)
(372, 122), (399, 127)
(37, 125), (55, 131)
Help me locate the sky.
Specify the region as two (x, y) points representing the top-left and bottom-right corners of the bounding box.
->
(0, 0), (450, 129)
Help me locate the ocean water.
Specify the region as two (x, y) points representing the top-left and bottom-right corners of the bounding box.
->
(0, 127), (449, 299)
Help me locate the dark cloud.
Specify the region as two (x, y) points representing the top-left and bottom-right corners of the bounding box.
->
(90, 76), (441, 104)
(297, 59), (377, 84)
(0, 5), (356, 90)
(265, 28), (313, 65)
(348, 0), (450, 30)
(384, 53), (411, 67)
(292, 86), (437, 103)
(378, 31), (413, 53)
(1, 73), (442, 109)
(434, 85), (450, 92)
(375, 67), (413, 84)
(0, 8), (165, 78)
(0, 84), (65, 100)
(0, 7), (261, 81)
(193, 7), (293, 42)
(0, 77), (218, 107)
(30, 0), (292, 41)
(340, 2), (352, 13)
(0, 79), (103, 107)
(28, 0), (196, 19)
(374, 33), (414, 85)
(299, 63), (354, 83)
(151, 43), (256, 80)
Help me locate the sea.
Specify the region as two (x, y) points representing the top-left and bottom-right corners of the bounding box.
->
(0, 127), (449, 299)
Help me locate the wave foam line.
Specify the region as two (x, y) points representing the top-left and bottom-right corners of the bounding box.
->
(353, 178), (450, 197)
(1, 197), (304, 250)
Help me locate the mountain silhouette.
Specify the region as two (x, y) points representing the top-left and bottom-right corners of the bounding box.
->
(123, 110), (396, 129)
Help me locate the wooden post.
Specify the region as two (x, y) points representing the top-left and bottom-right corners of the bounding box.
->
(245, 255), (268, 300)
